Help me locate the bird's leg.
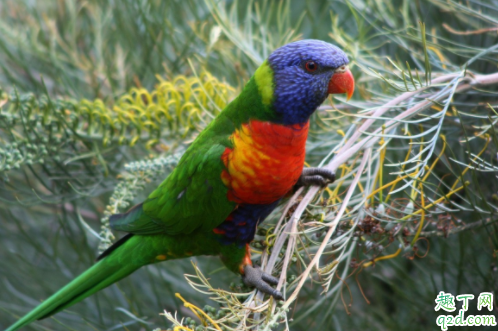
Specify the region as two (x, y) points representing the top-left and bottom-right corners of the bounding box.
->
(243, 265), (284, 300)
(239, 244), (283, 300)
(295, 167), (335, 188)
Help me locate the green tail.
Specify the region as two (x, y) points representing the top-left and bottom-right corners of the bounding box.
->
(6, 236), (140, 331)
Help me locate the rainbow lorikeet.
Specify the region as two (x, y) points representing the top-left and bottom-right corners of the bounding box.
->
(6, 39), (354, 330)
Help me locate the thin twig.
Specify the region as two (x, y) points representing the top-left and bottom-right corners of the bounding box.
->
(283, 149), (371, 306)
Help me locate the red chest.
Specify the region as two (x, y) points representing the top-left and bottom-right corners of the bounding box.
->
(221, 120), (309, 204)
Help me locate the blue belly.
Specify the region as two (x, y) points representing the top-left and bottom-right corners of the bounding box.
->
(215, 201), (280, 246)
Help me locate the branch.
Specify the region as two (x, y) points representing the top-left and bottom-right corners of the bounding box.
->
(255, 69), (498, 314)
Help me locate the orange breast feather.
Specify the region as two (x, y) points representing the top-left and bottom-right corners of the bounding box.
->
(221, 120), (309, 204)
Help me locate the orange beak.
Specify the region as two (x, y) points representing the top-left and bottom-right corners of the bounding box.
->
(328, 66), (355, 100)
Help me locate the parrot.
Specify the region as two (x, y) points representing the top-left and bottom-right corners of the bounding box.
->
(6, 39), (354, 331)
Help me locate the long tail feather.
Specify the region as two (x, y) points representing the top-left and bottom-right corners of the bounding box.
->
(6, 238), (141, 331)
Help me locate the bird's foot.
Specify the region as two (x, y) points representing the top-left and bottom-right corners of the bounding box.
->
(296, 167), (335, 188)
(242, 265), (284, 300)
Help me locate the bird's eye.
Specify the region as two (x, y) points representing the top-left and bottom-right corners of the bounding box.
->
(305, 61), (318, 73)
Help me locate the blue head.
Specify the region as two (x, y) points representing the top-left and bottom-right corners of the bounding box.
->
(264, 39), (353, 125)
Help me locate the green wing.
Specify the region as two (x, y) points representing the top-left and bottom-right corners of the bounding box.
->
(148, 142), (236, 234)
(110, 135), (236, 235)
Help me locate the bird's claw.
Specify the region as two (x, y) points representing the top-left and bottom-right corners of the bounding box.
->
(296, 167), (335, 188)
(242, 265), (284, 300)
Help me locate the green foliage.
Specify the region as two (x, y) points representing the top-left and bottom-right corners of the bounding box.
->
(1, 0), (498, 330)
